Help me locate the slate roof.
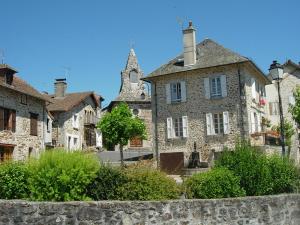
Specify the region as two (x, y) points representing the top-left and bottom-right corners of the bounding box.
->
(46, 92), (103, 112)
(0, 75), (49, 102)
(144, 38), (266, 81)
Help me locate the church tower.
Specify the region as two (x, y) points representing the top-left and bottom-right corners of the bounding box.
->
(105, 49), (152, 150)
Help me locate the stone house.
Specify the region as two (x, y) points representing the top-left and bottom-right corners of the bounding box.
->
(104, 49), (152, 150)
(0, 64), (49, 161)
(265, 60), (300, 162)
(45, 79), (104, 150)
(143, 22), (270, 163)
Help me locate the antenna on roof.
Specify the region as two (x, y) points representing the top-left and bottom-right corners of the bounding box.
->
(62, 66), (71, 78)
(176, 17), (184, 30)
(0, 49), (5, 64)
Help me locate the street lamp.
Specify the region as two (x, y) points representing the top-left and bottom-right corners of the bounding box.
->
(269, 60), (286, 156)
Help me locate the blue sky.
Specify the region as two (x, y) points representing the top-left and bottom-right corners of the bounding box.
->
(0, 0), (299, 106)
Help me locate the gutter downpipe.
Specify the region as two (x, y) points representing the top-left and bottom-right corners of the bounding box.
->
(237, 65), (245, 140)
(153, 81), (159, 168)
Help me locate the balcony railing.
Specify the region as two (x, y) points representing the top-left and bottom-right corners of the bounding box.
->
(84, 115), (99, 125)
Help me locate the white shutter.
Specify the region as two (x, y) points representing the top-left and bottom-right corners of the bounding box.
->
(182, 116), (188, 137)
(289, 96), (295, 106)
(166, 83), (171, 104)
(206, 113), (214, 135)
(250, 112), (256, 133)
(251, 78), (256, 99)
(204, 78), (210, 99)
(180, 81), (186, 102)
(257, 114), (261, 132)
(167, 117), (173, 139)
(223, 111), (230, 134)
(221, 75), (227, 97)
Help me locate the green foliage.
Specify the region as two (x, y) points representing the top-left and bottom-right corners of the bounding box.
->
(272, 119), (295, 154)
(87, 164), (127, 200)
(117, 168), (180, 200)
(185, 167), (246, 199)
(289, 86), (300, 124)
(28, 150), (99, 201)
(267, 155), (299, 194)
(0, 162), (30, 199)
(215, 142), (272, 196)
(98, 103), (146, 148)
(215, 142), (300, 196)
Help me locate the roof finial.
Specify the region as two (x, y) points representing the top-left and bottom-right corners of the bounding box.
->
(0, 49), (5, 64)
(130, 40), (135, 50)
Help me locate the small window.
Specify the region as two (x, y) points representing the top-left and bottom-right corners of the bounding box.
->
(30, 113), (38, 136)
(133, 108), (139, 116)
(213, 113), (224, 134)
(21, 94), (27, 105)
(73, 137), (78, 149)
(0, 107), (16, 132)
(73, 114), (79, 129)
(5, 74), (13, 85)
(28, 147), (33, 158)
(171, 82), (181, 102)
(210, 77), (222, 97)
(46, 118), (51, 132)
(129, 70), (138, 83)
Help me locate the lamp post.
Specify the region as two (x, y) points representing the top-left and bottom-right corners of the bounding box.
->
(269, 60), (285, 156)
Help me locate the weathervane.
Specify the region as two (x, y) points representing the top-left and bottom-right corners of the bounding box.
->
(62, 66), (71, 78)
(129, 40), (135, 49)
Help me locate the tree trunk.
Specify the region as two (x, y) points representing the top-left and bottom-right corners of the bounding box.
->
(120, 144), (124, 167)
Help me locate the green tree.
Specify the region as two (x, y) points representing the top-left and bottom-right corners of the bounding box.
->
(289, 86), (300, 124)
(98, 103), (146, 166)
(272, 119), (295, 156)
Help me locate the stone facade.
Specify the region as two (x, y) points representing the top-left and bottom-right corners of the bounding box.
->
(105, 49), (152, 150)
(150, 62), (268, 162)
(0, 194), (299, 225)
(265, 60), (300, 163)
(51, 95), (102, 150)
(0, 82), (46, 161)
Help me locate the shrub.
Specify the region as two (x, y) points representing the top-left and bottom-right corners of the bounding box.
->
(215, 142), (272, 196)
(28, 150), (99, 201)
(267, 155), (299, 194)
(0, 162), (30, 199)
(185, 167), (246, 199)
(117, 168), (180, 200)
(87, 164), (127, 200)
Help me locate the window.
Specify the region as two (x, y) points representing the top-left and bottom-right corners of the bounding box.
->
(30, 113), (38, 136)
(0, 107), (16, 132)
(204, 75), (227, 99)
(269, 102), (279, 115)
(28, 147), (33, 158)
(5, 74), (13, 85)
(171, 82), (182, 102)
(133, 108), (139, 116)
(250, 111), (261, 133)
(213, 113), (224, 134)
(21, 94), (27, 105)
(129, 70), (138, 83)
(206, 112), (229, 135)
(46, 118), (51, 133)
(167, 116), (188, 138)
(210, 77), (222, 97)
(73, 137), (78, 148)
(73, 114), (79, 129)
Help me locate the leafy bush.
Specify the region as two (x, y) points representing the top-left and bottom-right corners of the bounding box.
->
(215, 142), (300, 196)
(0, 162), (30, 199)
(267, 155), (299, 194)
(28, 150), (99, 201)
(117, 168), (180, 200)
(185, 167), (246, 199)
(87, 164), (127, 200)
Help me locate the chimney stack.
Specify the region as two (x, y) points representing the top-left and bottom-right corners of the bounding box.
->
(183, 21), (196, 67)
(54, 78), (67, 98)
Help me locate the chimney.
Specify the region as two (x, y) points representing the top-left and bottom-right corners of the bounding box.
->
(183, 21), (196, 67)
(54, 78), (67, 98)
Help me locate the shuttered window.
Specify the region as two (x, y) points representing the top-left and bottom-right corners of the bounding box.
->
(206, 111), (230, 135)
(30, 113), (38, 136)
(0, 107), (16, 132)
(167, 116), (188, 138)
(166, 81), (186, 104)
(204, 75), (227, 99)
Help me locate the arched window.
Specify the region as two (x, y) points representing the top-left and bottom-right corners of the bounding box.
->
(129, 70), (138, 83)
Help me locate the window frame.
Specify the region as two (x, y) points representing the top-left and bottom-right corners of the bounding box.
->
(30, 112), (38, 136)
(213, 113), (224, 134)
(210, 76), (222, 98)
(170, 82), (182, 103)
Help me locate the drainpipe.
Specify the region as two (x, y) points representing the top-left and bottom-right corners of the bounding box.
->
(237, 65), (245, 139)
(153, 81), (159, 168)
(42, 103), (46, 150)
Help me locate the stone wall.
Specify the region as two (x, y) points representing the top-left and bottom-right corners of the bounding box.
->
(0, 194), (299, 225)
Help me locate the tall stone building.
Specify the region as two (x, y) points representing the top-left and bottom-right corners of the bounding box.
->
(105, 49), (152, 150)
(143, 22), (270, 164)
(0, 64), (49, 161)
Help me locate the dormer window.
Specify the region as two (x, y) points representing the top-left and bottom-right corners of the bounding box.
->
(129, 70), (138, 83)
(5, 73), (13, 85)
